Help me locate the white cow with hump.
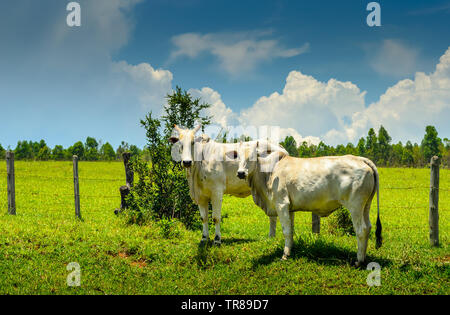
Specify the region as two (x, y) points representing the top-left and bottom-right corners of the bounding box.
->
(169, 123), (288, 245)
(236, 141), (382, 267)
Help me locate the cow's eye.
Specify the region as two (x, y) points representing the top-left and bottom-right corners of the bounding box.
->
(226, 150), (238, 160)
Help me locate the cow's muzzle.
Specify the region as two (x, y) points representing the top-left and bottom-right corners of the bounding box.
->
(237, 171), (246, 179)
(182, 160), (192, 168)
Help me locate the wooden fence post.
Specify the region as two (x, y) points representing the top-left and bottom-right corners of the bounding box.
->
(6, 151), (16, 215)
(73, 155), (81, 220)
(312, 213), (320, 234)
(115, 152), (134, 215)
(429, 156), (440, 247)
(123, 152), (134, 188)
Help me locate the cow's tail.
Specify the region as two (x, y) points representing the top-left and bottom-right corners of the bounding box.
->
(363, 158), (382, 249)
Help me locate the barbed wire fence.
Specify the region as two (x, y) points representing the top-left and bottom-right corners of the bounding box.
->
(2, 152), (133, 219)
(305, 157), (445, 247)
(2, 152), (447, 246)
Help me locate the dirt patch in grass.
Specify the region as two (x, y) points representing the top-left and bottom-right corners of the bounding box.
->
(130, 260), (147, 268)
(435, 255), (450, 264)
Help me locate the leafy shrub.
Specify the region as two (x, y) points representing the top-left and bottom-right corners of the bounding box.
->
(327, 207), (355, 235)
(125, 86), (211, 229)
(157, 218), (181, 239)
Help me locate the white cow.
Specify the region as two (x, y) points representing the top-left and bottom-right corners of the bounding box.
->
(237, 141), (382, 267)
(169, 124), (288, 245)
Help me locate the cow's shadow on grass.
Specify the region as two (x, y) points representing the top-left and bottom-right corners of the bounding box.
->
(251, 237), (392, 269)
(195, 238), (256, 268)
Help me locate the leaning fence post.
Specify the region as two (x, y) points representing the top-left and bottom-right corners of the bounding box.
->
(115, 152), (134, 215)
(73, 155), (81, 220)
(429, 156), (440, 247)
(6, 151), (16, 215)
(312, 213), (320, 234)
(123, 152), (134, 188)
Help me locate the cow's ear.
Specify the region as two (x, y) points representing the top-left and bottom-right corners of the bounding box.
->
(169, 137), (179, 144)
(201, 134), (210, 143)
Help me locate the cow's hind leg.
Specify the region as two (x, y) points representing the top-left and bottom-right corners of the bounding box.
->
(198, 202), (209, 244)
(277, 204), (293, 260)
(348, 200), (371, 267)
(269, 216), (277, 238)
(290, 212), (295, 236)
(211, 194), (223, 246)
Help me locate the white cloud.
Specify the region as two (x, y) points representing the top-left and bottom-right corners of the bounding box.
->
(189, 87), (239, 127)
(279, 128), (321, 146)
(336, 47), (450, 144)
(113, 61), (173, 111)
(367, 39), (419, 77)
(191, 47), (450, 146)
(240, 71), (366, 143)
(0, 0), (171, 148)
(170, 31), (309, 76)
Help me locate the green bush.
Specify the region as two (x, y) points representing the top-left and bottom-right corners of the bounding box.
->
(125, 86), (211, 229)
(157, 218), (181, 239)
(327, 207), (355, 236)
(0, 144), (5, 159)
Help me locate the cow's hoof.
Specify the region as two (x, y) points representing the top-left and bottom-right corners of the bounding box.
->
(199, 238), (209, 246)
(354, 261), (365, 268)
(281, 255), (289, 261)
(213, 235), (221, 246)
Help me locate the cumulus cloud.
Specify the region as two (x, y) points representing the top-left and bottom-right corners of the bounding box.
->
(366, 39), (419, 77)
(191, 47), (450, 146)
(189, 71), (363, 145)
(113, 61), (173, 111)
(279, 128), (321, 146)
(241, 71), (366, 143)
(0, 0), (171, 148)
(334, 47), (450, 144)
(170, 30), (309, 75)
(189, 87), (239, 127)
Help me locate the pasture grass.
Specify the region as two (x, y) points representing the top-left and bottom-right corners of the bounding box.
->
(0, 162), (448, 295)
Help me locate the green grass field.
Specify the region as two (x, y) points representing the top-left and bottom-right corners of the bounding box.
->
(0, 161), (448, 294)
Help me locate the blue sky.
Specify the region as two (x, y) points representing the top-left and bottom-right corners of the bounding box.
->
(1, 0), (449, 149)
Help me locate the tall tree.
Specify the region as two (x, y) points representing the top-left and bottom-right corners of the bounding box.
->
(345, 143), (357, 155)
(0, 143), (5, 159)
(85, 137), (99, 161)
(377, 125), (392, 165)
(366, 128), (378, 162)
(14, 141), (33, 160)
(280, 136), (298, 157)
(298, 141), (312, 157)
(162, 86), (211, 135)
(421, 125), (442, 161)
(52, 145), (65, 161)
(357, 137), (366, 157)
(37, 146), (51, 161)
(315, 141), (330, 157)
(402, 141), (414, 167)
(100, 143), (116, 161)
(69, 141), (85, 160)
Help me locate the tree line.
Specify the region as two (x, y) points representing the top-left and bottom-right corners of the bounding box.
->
(0, 125), (448, 168)
(279, 125), (449, 168)
(0, 138), (148, 161)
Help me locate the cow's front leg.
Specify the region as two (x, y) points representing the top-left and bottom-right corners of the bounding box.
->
(211, 194), (223, 246)
(269, 216), (277, 238)
(198, 202), (209, 244)
(277, 204), (293, 260)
